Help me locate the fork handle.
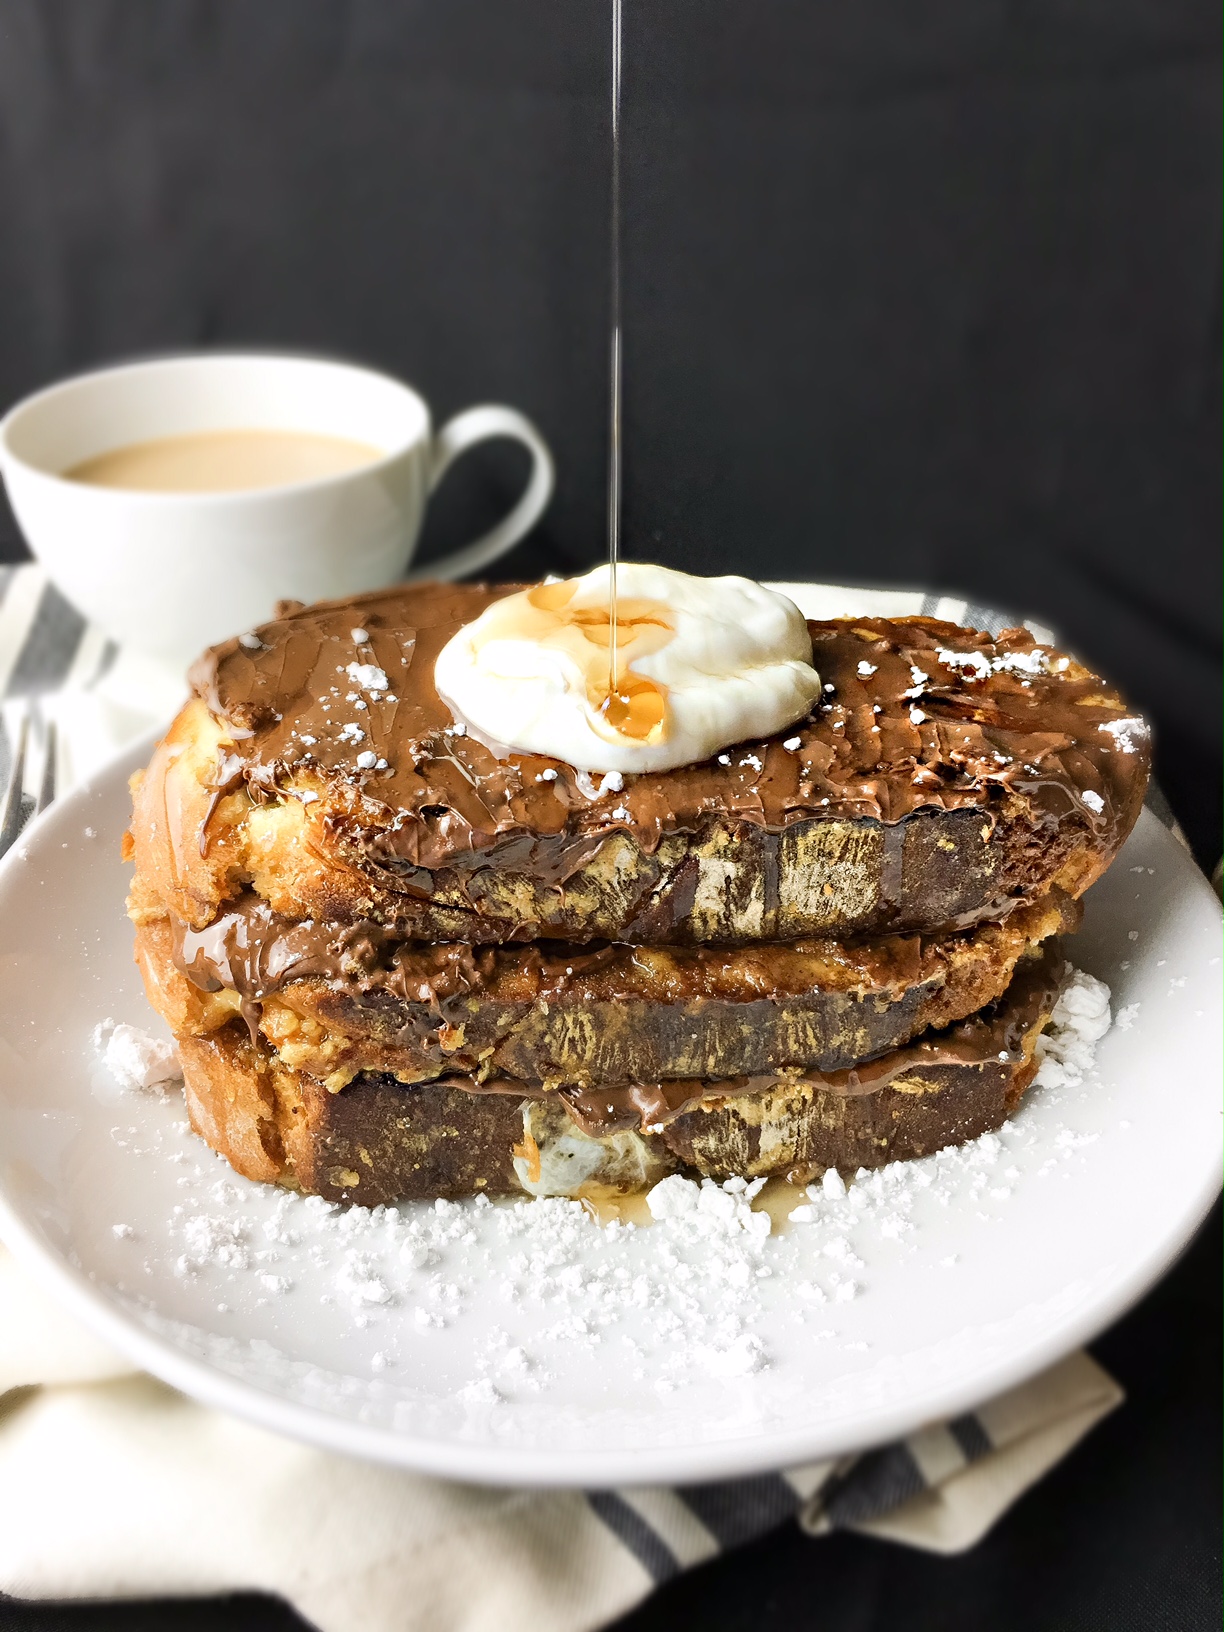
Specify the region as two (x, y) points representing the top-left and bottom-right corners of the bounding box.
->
(36, 719), (57, 814)
(0, 714), (30, 857)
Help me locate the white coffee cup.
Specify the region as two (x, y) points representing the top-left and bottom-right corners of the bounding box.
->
(0, 353), (555, 669)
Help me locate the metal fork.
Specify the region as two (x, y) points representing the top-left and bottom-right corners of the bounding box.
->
(0, 702), (58, 860)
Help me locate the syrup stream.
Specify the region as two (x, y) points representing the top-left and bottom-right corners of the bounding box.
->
(605, 0), (623, 713)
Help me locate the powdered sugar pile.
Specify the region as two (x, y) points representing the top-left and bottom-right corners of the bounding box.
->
(1031, 969), (1112, 1090)
(150, 1167), (781, 1393)
(92, 1019), (181, 1093)
(96, 966), (1118, 1408)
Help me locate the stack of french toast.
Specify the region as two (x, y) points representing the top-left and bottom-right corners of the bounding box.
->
(126, 581), (1149, 1205)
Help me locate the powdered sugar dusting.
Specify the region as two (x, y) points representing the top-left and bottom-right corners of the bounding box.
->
(1031, 968), (1112, 1090)
(1099, 717), (1147, 755)
(92, 1020), (181, 1093)
(345, 662), (389, 694)
(94, 967), (1119, 1425)
(935, 645), (1050, 679)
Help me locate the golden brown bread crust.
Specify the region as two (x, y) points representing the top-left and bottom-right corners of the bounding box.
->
(135, 891), (1076, 1092)
(177, 1027), (529, 1202)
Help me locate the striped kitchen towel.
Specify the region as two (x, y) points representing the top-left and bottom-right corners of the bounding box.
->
(0, 562), (1129, 1632)
(0, 1244), (1122, 1632)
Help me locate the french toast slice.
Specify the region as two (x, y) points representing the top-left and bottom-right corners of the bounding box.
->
(127, 586), (1149, 947)
(174, 948), (1064, 1206)
(135, 890), (1076, 1092)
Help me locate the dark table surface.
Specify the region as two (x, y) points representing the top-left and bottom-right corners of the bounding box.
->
(0, 3), (1218, 1615)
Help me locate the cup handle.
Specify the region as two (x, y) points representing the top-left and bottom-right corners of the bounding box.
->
(404, 404), (556, 582)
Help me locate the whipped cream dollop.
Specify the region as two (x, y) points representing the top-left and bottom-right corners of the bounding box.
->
(433, 563), (821, 773)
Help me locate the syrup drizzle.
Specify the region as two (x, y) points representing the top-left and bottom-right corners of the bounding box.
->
(525, 579), (670, 740)
(596, 2), (670, 744)
(603, 0), (624, 720)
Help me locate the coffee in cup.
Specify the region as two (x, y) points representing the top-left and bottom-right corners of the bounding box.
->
(0, 353), (555, 671)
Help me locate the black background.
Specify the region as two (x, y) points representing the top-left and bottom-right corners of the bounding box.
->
(0, 3), (1219, 1628)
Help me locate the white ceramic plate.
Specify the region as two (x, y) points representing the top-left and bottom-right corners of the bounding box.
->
(0, 744), (1219, 1489)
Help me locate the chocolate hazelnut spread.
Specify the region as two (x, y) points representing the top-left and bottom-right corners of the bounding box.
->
(397, 945), (1067, 1139)
(172, 891), (921, 1006)
(171, 887), (1071, 1014)
(188, 582), (1150, 887)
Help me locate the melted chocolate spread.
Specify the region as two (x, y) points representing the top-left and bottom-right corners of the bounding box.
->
(173, 888), (1072, 1016)
(420, 946), (1066, 1138)
(188, 583), (1150, 879)
(176, 890), (951, 1005)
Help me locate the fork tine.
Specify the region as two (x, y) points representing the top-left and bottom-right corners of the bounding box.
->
(36, 718), (57, 814)
(0, 711), (30, 858)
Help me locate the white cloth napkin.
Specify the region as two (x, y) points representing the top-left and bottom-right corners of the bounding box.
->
(0, 565), (1126, 1631)
(0, 1250), (1123, 1631)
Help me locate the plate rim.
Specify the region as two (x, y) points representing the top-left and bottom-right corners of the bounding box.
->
(0, 739), (1220, 1489)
